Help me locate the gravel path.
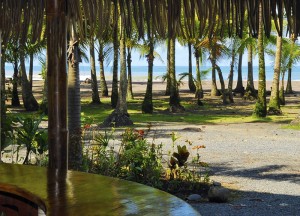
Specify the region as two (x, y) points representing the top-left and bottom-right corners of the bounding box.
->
(150, 122), (300, 216)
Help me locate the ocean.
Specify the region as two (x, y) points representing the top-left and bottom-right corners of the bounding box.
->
(4, 64), (300, 82)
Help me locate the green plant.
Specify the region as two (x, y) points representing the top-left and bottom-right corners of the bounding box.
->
(12, 115), (46, 164)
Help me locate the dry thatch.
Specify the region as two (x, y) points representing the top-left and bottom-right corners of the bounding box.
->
(0, 0), (299, 44)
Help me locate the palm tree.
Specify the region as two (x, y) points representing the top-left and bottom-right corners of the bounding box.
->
(126, 31), (140, 100)
(102, 15), (133, 127)
(25, 33), (46, 90)
(237, 33), (258, 100)
(67, 24), (82, 170)
(89, 36), (101, 104)
(234, 52), (245, 94)
(97, 41), (111, 97)
(142, 39), (155, 114)
(188, 42), (196, 92)
(193, 46), (204, 105)
(169, 37), (185, 112)
(19, 47), (39, 111)
(285, 35), (299, 94)
(165, 39), (171, 96)
(254, 0), (267, 117)
(268, 34), (283, 115)
(5, 41), (21, 107)
(111, 1), (119, 108)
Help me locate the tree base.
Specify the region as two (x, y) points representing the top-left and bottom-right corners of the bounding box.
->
(197, 99), (203, 106)
(267, 107), (282, 115)
(102, 111), (133, 127)
(290, 116), (300, 125)
(243, 89), (257, 101)
(169, 104), (185, 113)
(233, 86), (245, 96)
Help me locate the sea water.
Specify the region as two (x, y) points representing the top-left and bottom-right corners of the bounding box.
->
(4, 64), (300, 81)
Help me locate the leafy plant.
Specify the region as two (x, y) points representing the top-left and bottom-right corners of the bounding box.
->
(12, 115), (46, 164)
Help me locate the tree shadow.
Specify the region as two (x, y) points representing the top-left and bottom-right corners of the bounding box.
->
(191, 189), (300, 216)
(209, 164), (300, 184)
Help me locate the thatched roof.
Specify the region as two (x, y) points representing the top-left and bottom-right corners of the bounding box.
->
(0, 0), (299, 44)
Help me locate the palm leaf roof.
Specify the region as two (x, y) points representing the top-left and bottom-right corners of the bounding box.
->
(0, 0), (299, 44)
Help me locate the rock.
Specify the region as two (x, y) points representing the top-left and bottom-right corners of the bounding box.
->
(208, 186), (230, 203)
(212, 181), (221, 187)
(187, 194), (202, 202)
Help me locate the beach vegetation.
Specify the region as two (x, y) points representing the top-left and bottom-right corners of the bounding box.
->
(82, 126), (209, 196)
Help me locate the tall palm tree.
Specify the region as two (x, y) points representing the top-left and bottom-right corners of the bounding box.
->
(67, 24), (82, 170)
(169, 37), (184, 112)
(19, 47), (39, 111)
(97, 41), (111, 97)
(111, 1), (119, 108)
(142, 39), (155, 114)
(188, 42), (196, 92)
(234, 52), (244, 94)
(193, 46), (204, 105)
(89, 36), (101, 104)
(268, 34), (283, 115)
(102, 15), (133, 127)
(254, 0), (267, 117)
(5, 41), (21, 106)
(285, 35), (299, 94)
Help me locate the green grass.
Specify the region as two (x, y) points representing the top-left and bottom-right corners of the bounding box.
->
(7, 96), (299, 128)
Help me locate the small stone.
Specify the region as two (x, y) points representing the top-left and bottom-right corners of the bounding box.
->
(187, 194), (202, 202)
(208, 186), (230, 203)
(212, 181), (221, 187)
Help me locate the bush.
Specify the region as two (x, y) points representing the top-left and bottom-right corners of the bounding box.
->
(82, 126), (209, 194)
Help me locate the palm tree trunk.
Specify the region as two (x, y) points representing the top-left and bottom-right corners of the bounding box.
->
(98, 43), (108, 97)
(29, 53), (34, 90)
(142, 40), (154, 113)
(279, 72), (285, 105)
(245, 44), (256, 99)
(111, 5), (119, 108)
(194, 48), (203, 106)
(215, 64), (227, 104)
(188, 42), (196, 92)
(46, 0), (68, 170)
(67, 27), (82, 170)
(286, 36), (296, 94)
(286, 67), (293, 94)
(127, 48), (134, 100)
(41, 57), (48, 115)
(89, 38), (101, 104)
(20, 54), (39, 111)
(165, 39), (171, 96)
(228, 50), (235, 103)
(12, 61), (20, 106)
(268, 35), (282, 114)
(234, 52), (244, 94)
(169, 37), (184, 112)
(210, 45), (219, 97)
(254, 0), (267, 117)
(102, 19), (133, 127)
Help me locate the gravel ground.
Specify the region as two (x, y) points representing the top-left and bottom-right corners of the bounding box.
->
(149, 122), (300, 216)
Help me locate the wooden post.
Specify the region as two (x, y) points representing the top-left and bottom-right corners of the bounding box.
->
(46, 0), (68, 170)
